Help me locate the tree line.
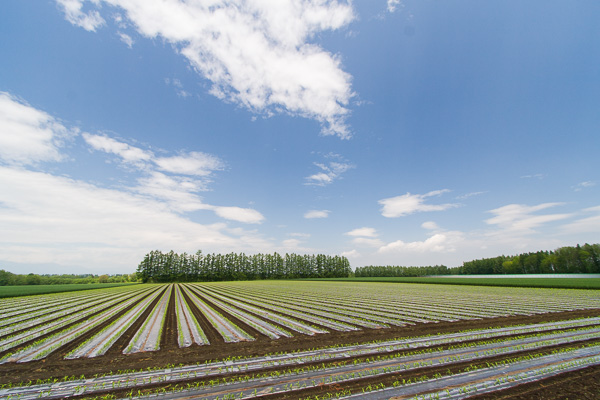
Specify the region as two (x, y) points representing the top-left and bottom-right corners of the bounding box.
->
(0, 271), (137, 286)
(354, 243), (600, 277)
(136, 250), (352, 282)
(354, 265), (449, 277)
(457, 243), (600, 275)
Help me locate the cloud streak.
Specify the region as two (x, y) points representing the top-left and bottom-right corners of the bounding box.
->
(0, 92), (75, 165)
(379, 189), (459, 218)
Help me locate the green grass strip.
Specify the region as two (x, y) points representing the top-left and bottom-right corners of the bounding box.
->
(300, 277), (600, 289)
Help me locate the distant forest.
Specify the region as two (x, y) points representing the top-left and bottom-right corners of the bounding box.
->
(136, 250), (352, 282)
(355, 243), (600, 277)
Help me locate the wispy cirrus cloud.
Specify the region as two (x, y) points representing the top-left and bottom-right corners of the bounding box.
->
(572, 181), (596, 192)
(485, 203), (571, 234)
(0, 92), (76, 165)
(57, 0), (356, 138)
(379, 189), (459, 218)
(82, 133), (262, 223)
(305, 153), (354, 186)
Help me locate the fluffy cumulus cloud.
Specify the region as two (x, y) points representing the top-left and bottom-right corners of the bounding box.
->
(0, 92), (75, 165)
(56, 0), (105, 31)
(305, 153), (354, 186)
(57, 0), (356, 138)
(304, 209), (330, 219)
(379, 189), (459, 218)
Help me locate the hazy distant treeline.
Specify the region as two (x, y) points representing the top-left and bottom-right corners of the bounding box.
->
(0, 271), (137, 286)
(355, 243), (600, 277)
(136, 250), (352, 282)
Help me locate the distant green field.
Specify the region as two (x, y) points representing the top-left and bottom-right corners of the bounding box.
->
(0, 283), (137, 298)
(304, 277), (600, 289)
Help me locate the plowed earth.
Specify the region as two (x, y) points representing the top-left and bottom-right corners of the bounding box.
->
(0, 289), (598, 399)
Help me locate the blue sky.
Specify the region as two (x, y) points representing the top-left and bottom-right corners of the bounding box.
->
(1, 0), (599, 275)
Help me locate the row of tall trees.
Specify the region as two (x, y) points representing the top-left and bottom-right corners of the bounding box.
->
(354, 265), (449, 277)
(458, 243), (600, 275)
(136, 250), (352, 282)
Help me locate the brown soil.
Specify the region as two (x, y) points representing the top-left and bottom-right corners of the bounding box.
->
(0, 308), (598, 387)
(469, 364), (600, 400)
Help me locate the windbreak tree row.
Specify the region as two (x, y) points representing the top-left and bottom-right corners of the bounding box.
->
(136, 250), (352, 282)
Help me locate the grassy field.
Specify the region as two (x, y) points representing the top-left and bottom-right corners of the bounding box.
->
(0, 283), (137, 298)
(304, 276), (600, 289)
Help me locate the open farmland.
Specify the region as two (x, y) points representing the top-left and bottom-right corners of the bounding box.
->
(0, 281), (599, 399)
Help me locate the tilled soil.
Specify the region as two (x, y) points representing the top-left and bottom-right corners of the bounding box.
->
(0, 307), (598, 393)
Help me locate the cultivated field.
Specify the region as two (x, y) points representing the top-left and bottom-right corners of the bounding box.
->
(0, 281), (599, 399)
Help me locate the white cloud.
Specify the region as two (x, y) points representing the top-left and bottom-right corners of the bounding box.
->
(304, 210), (330, 219)
(521, 173), (546, 180)
(57, 0), (105, 31)
(0, 92), (75, 165)
(282, 238), (302, 248)
(118, 32), (134, 48)
(289, 232), (311, 238)
(165, 78), (191, 98)
(421, 221), (440, 230)
(82, 133), (261, 223)
(0, 167), (250, 272)
(83, 133), (152, 164)
(485, 203), (572, 233)
(341, 249), (360, 258)
(560, 206), (600, 234)
(211, 206), (264, 224)
(154, 152), (224, 176)
(379, 189), (458, 218)
(573, 181), (596, 192)
(345, 227), (378, 237)
(379, 233), (459, 254)
(455, 191), (487, 200)
(305, 153), (354, 186)
(58, 0), (356, 138)
(387, 0), (403, 13)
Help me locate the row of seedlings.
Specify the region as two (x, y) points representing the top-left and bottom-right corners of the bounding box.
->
(188, 285), (326, 336)
(194, 284), (358, 332)
(174, 284), (209, 347)
(0, 286), (163, 363)
(0, 288), (149, 354)
(124, 285), (173, 354)
(181, 285), (254, 343)
(66, 285), (170, 359)
(2, 316), (598, 399)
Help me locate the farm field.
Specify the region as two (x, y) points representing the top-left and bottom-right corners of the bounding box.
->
(0, 281), (599, 399)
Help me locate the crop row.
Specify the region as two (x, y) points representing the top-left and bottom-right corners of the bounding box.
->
(2, 316), (598, 399)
